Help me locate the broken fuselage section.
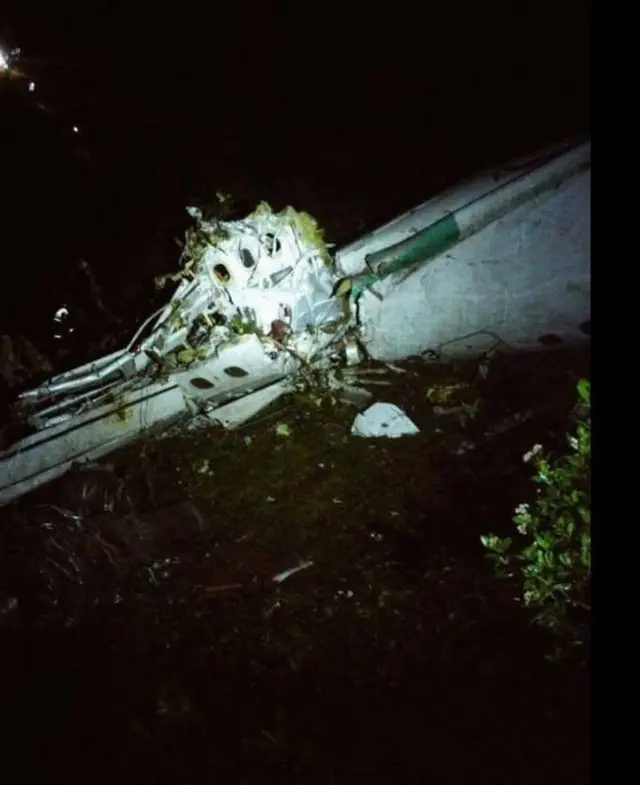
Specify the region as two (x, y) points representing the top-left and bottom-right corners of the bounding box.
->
(0, 140), (590, 506)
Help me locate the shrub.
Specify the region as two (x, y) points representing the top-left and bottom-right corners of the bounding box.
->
(481, 379), (590, 656)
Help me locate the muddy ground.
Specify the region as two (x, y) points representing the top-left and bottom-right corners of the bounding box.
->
(0, 343), (590, 784)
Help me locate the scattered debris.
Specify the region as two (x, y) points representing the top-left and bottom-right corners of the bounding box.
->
(432, 401), (480, 428)
(196, 458), (212, 474)
(485, 409), (534, 440)
(351, 402), (420, 438)
(449, 409), (534, 455)
(426, 382), (472, 405)
(272, 560), (314, 584)
(453, 439), (477, 456)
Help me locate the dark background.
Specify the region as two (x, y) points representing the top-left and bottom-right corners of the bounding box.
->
(1, 0), (590, 353)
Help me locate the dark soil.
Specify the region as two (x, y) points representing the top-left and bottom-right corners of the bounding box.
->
(0, 346), (590, 785)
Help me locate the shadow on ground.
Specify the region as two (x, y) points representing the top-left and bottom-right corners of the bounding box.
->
(1, 346), (590, 785)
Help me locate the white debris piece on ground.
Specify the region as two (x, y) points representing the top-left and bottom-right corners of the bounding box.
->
(272, 560), (314, 584)
(351, 402), (420, 438)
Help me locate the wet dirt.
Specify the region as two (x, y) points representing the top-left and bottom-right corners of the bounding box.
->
(0, 344), (590, 785)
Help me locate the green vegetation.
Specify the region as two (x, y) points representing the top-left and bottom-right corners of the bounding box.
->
(482, 379), (591, 656)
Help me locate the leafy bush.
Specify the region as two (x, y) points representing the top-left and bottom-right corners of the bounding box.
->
(481, 379), (591, 655)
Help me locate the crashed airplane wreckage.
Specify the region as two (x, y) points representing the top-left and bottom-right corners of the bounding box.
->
(0, 139), (590, 507)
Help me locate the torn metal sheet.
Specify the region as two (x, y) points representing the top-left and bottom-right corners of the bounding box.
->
(351, 403), (420, 438)
(335, 140), (591, 360)
(1, 140), (590, 506)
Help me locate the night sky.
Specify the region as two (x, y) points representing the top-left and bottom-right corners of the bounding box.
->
(2, 1), (590, 151)
(0, 0), (590, 386)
